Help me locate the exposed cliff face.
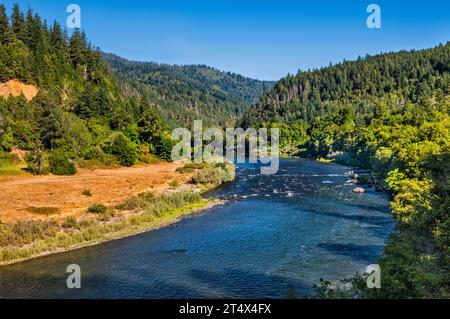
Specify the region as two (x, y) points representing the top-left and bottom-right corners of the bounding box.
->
(0, 80), (38, 101)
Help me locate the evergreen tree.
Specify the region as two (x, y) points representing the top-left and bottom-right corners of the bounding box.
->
(0, 4), (13, 44)
(11, 3), (26, 42)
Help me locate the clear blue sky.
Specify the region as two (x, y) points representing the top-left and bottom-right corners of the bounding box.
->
(4, 0), (450, 80)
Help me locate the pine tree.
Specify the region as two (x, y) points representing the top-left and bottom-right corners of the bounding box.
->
(11, 4), (26, 42)
(0, 4), (13, 45)
(69, 29), (88, 68)
(50, 21), (65, 49)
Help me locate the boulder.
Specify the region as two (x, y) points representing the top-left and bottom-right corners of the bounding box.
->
(353, 187), (365, 194)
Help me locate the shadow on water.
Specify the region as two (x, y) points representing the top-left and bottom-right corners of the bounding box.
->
(1, 266), (312, 299)
(186, 268), (312, 299)
(0, 159), (395, 299)
(310, 210), (393, 228)
(317, 243), (385, 264)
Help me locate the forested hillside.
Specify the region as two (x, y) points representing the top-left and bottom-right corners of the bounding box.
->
(243, 44), (449, 126)
(244, 44), (450, 298)
(105, 53), (274, 127)
(0, 4), (174, 175)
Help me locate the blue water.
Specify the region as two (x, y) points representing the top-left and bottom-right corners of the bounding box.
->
(0, 159), (395, 298)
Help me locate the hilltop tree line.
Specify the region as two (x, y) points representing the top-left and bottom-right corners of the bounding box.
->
(243, 44), (450, 298)
(105, 53), (274, 128)
(0, 4), (174, 175)
(243, 43), (449, 126)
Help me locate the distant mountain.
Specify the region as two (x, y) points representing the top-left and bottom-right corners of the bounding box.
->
(104, 53), (275, 127)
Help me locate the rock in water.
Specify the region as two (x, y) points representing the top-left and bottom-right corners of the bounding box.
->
(353, 187), (365, 193)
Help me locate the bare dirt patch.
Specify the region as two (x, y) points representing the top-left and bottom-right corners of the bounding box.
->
(0, 162), (191, 224)
(0, 79), (38, 101)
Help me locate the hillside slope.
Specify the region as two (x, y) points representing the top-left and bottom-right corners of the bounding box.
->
(245, 43), (450, 298)
(0, 4), (173, 171)
(0, 80), (38, 101)
(105, 53), (274, 127)
(243, 43), (450, 126)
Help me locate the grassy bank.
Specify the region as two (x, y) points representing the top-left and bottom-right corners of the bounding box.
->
(0, 153), (26, 176)
(0, 192), (214, 265)
(0, 162), (235, 266)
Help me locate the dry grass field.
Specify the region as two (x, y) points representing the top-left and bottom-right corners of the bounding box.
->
(0, 162), (191, 224)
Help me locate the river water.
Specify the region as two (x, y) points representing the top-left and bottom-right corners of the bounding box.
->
(0, 159), (395, 298)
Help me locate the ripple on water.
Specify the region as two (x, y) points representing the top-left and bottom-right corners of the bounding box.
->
(0, 159), (395, 299)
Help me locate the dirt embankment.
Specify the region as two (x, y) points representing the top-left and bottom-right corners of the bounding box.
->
(0, 80), (38, 101)
(0, 162), (191, 224)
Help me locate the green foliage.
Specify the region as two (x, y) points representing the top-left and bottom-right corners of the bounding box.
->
(105, 53), (274, 127)
(88, 204), (108, 214)
(48, 149), (77, 176)
(0, 4), (176, 169)
(154, 135), (174, 161)
(138, 144), (154, 164)
(192, 162), (235, 187)
(242, 43), (450, 298)
(25, 146), (49, 175)
(243, 43), (450, 126)
(103, 132), (137, 167)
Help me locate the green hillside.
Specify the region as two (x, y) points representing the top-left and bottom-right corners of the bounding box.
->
(0, 4), (173, 174)
(244, 44), (450, 298)
(105, 53), (274, 127)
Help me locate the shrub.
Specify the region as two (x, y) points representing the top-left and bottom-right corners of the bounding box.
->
(82, 189), (92, 197)
(155, 136), (174, 161)
(192, 162), (235, 187)
(104, 132), (137, 167)
(169, 180), (180, 189)
(25, 147), (49, 175)
(88, 204), (108, 214)
(82, 146), (104, 160)
(48, 150), (77, 176)
(62, 217), (78, 229)
(116, 192), (157, 211)
(139, 144), (154, 164)
(176, 163), (208, 174)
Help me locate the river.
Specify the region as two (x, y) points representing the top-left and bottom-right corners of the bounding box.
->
(0, 159), (395, 298)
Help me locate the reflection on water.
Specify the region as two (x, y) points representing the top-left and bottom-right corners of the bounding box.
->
(0, 159), (395, 298)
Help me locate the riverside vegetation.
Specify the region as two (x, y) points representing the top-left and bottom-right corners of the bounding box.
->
(0, 5), (236, 264)
(0, 4), (448, 298)
(0, 4), (265, 175)
(0, 162), (235, 265)
(242, 43), (450, 298)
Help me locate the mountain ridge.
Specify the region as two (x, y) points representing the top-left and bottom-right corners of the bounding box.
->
(104, 52), (275, 127)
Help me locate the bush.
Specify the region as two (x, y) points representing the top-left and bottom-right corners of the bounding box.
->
(155, 136), (174, 161)
(48, 150), (77, 176)
(82, 189), (92, 197)
(88, 204), (108, 214)
(62, 217), (78, 229)
(82, 146), (104, 160)
(139, 144), (154, 164)
(25, 147), (49, 175)
(104, 132), (137, 167)
(192, 162), (235, 187)
(176, 163), (208, 174)
(169, 180), (180, 189)
(116, 192), (157, 211)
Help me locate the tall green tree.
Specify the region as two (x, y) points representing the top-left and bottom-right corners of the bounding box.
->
(0, 4), (14, 44)
(11, 3), (26, 42)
